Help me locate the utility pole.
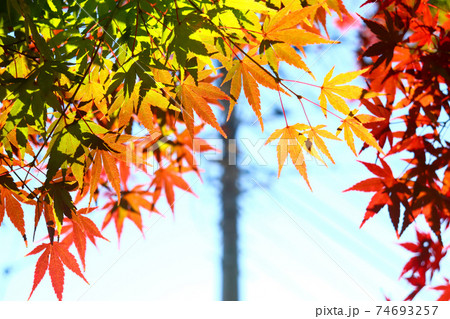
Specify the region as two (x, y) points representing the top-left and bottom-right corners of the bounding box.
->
(219, 77), (240, 301)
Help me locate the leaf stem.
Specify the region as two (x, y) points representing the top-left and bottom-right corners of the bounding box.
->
(174, 0), (181, 24)
(301, 96), (344, 120)
(299, 98), (312, 127)
(0, 43), (39, 62)
(218, 25), (264, 35)
(282, 79), (322, 89)
(278, 87), (289, 127)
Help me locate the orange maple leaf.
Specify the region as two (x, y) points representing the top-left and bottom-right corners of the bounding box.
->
(60, 208), (108, 270)
(0, 168), (29, 245)
(88, 134), (133, 204)
(178, 76), (229, 138)
(265, 124), (311, 189)
(263, 4), (334, 49)
(102, 184), (160, 240)
(151, 166), (196, 212)
(222, 56), (285, 130)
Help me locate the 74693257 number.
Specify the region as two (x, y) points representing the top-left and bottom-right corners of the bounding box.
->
(376, 306), (438, 316)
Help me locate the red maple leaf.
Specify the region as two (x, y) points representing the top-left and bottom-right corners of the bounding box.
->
(433, 278), (450, 301)
(27, 242), (88, 300)
(360, 97), (393, 150)
(399, 229), (446, 300)
(360, 12), (406, 70)
(345, 158), (411, 235)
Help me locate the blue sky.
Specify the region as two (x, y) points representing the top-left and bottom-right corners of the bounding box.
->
(1, 0), (449, 301)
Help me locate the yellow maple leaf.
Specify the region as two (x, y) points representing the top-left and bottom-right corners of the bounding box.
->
(265, 124), (311, 189)
(319, 67), (377, 116)
(224, 0), (275, 13)
(268, 43), (315, 79)
(337, 109), (384, 155)
(304, 124), (341, 165)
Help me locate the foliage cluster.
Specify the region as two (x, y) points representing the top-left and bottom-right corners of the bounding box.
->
(0, 0), (448, 300)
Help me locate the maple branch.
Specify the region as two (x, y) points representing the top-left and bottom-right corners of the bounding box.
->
(185, 0), (312, 113)
(437, 119), (450, 146)
(142, 1), (173, 31)
(0, 43), (39, 62)
(199, 12), (306, 101)
(184, 0), (202, 12)
(23, 0), (125, 182)
(104, 40), (123, 68)
(218, 34), (242, 62)
(0, 159), (45, 182)
(3, 161), (36, 195)
(111, 18), (125, 38)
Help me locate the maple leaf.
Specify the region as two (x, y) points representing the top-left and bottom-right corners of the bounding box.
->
(387, 137), (449, 241)
(263, 4), (335, 49)
(151, 166), (196, 212)
(60, 208), (108, 270)
(99, 159), (159, 240)
(32, 171), (79, 237)
(108, 81), (164, 135)
(272, 43), (315, 80)
(222, 56), (287, 130)
(409, 1), (438, 47)
(345, 158), (411, 235)
(360, 12), (406, 70)
(224, 0), (275, 13)
(399, 229), (446, 300)
(0, 167), (29, 245)
(319, 67), (376, 116)
(178, 76), (228, 138)
(258, 4), (321, 77)
(336, 109), (384, 155)
(409, 185), (448, 243)
(87, 134), (133, 204)
(360, 97), (393, 150)
(403, 273), (426, 301)
(33, 194), (57, 244)
(27, 242), (88, 301)
(102, 184), (160, 240)
(433, 279), (450, 301)
(263, 42), (314, 79)
(71, 65), (109, 115)
(265, 124), (311, 189)
(170, 125), (218, 174)
(303, 125), (341, 165)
